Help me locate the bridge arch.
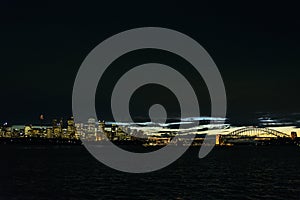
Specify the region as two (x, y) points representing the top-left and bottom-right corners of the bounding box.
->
(228, 127), (290, 138)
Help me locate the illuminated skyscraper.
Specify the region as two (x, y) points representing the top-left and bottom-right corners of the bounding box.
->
(87, 118), (96, 132)
(86, 118), (96, 140)
(52, 119), (62, 138)
(67, 117), (76, 139)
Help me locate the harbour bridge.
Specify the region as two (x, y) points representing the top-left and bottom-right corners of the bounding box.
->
(225, 127), (290, 138)
(216, 127), (297, 146)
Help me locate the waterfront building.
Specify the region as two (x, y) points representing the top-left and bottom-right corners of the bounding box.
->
(75, 123), (85, 139)
(52, 119), (62, 138)
(84, 118), (96, 141)
(24, 125), (32, 137)
(46, 127), (53, 138)
(87, 118), (96, 131)
(67, 117), (76, 139)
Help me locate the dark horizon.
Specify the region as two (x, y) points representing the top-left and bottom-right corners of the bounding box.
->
(1, 1), (300, 124)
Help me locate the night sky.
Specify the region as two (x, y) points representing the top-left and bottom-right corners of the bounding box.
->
(1, 1), (300, 124)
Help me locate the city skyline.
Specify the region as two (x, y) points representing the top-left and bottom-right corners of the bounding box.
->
(1, 114), (299, 147)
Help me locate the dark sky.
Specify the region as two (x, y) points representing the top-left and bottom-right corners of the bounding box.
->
(1, 1), (300, 124)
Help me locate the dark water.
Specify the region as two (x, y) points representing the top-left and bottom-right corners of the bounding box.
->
(1, 145), (300, 200)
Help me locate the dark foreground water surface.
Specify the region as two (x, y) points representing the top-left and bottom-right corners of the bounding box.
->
(0, 145), (299, 200)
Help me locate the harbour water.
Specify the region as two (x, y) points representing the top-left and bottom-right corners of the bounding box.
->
(1, 145), (299, 199)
